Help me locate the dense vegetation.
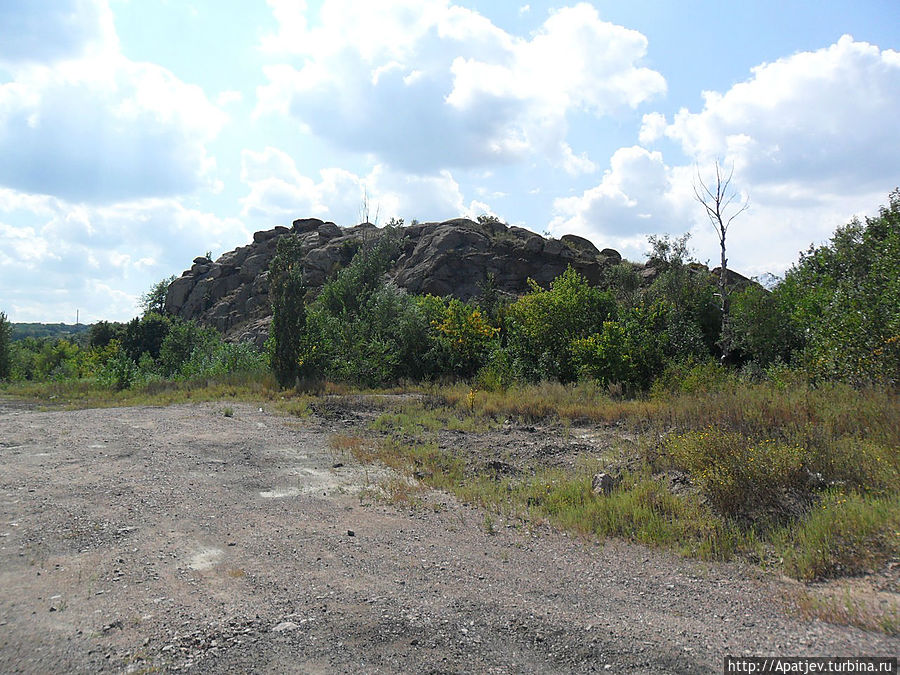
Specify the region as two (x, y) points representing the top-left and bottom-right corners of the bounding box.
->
(269, 190), (899, 391)
(0, 312), (266, 388)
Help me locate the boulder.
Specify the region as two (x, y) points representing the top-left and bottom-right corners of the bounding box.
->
(561, 234), (600, 257)
(591, 473), (618, 495)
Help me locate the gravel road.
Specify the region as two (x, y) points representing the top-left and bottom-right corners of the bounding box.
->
(1, 400), (896, 673)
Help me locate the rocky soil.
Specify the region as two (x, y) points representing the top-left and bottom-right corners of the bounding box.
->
(1, 399), (896, 674)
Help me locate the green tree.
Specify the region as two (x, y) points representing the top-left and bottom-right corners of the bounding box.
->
(504, 266), (618, 382)
(269, 234), (310, 387)
(777, 189), (900, 385)
(89, 320), (124, 348)
(642, 234), (722, 360)
(423, 297), (498, 379)
(719, 283), (797, 367)
(571, 302), (669, 391)
(158, 319), (221, 377)
(121, 312), (172, 361)
(0, 311), (12, 379)
(141, 275), (176, 315)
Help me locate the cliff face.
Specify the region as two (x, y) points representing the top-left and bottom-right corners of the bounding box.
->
(164, 217), (625, 345)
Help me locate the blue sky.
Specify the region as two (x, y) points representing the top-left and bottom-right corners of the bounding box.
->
(1, 1), (898, 322)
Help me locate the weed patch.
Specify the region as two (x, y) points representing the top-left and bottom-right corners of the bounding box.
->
(777, 491), (900, 580)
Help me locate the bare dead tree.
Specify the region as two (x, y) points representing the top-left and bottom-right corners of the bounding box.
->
(693, 160), (749, 315)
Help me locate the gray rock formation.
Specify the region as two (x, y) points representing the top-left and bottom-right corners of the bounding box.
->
(164, 217), (629, 346)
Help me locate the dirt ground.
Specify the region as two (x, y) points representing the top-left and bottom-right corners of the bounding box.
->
(1, 399), (897, 674)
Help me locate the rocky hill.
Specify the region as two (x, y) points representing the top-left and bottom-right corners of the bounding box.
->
(163, 217), (737, 346)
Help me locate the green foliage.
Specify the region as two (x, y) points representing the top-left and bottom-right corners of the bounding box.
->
(97, 342), (142, 390)
(10, 322), (90, 343)
(571, 303), (668, 391)
(650, 357), (739, 397)
(8, 337), (90, 381)
(89, 320), (125, 349)
(269, 234), (309, 387)
(776, 189), (900, 385)
(419, 296), (499, 379)
(291, 228), (427, 386)
(780, 491), (900, 580)
(0, 312), (12, 379)
(719, 283), (797, 366)
(504, 266), (617, 382)
(3, 314), (263, 390)
(642, 234), (722, 359)
(666, 428), (807, 523)
(159, 319), (220, 377)
(141, 275), (176, 315)
(121, 312), (172, 361)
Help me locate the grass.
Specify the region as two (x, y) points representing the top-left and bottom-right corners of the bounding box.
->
(0, 371), (281, 409)
(793, 586), (900, 635)
(369, 401), (496, 439)
(4, 371), (899, 591)
(776, 491), (900, 581)
(355, 381), (900, 586)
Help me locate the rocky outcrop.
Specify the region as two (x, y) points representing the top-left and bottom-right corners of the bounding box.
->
(165, 217), (632, 345)
(166, 217), (756, 346)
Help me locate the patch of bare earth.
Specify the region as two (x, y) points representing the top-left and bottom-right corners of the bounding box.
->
(0, 401), (897, 673)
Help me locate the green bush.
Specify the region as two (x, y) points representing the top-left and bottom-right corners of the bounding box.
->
(642, 234), (722, 359)
(158, 319), (221, 377)
(651, 357), (739, 396)
(121, 312), (172, 361)
(504, 266), (617, 382)
(665, 428), (807, 522)
(720, 283), (797, 366)
(417, 296), (499, 379)
(776, 189), (900, 385)
(780, 491), (900, 580)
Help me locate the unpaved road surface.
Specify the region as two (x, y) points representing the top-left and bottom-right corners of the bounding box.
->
(1, 400), (897, 673)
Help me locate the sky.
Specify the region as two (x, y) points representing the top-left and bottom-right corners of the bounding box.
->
(1, 1), (898, 323)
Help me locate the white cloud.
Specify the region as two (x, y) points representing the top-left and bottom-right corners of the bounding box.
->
(0, 0), (118, 66)
(256, 1), (664, 172)
(552, 143), (892, 276)
(0, 198), (249, 322)
(663, 35), (900, 197)
(216, 90), (244, 106)
(560, 143), (597, 176)
(551, 146), (688, 241)
(556, 35), (900, 275)
(0, 2), (226, 204)
(638, 112), (666, 145)
(240, 146), (489, 227)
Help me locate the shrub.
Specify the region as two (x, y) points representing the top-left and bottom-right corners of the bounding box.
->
(665, 428), (807, 523)
(781, 491), (900, 580)
(776, 189), (900, 385)
(420, 296), (499, 379)
(97, 343), (139, 390)
(121, 312), (172, 361)
(158, 319), (221, 377)
(504, 266), (617, 382)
